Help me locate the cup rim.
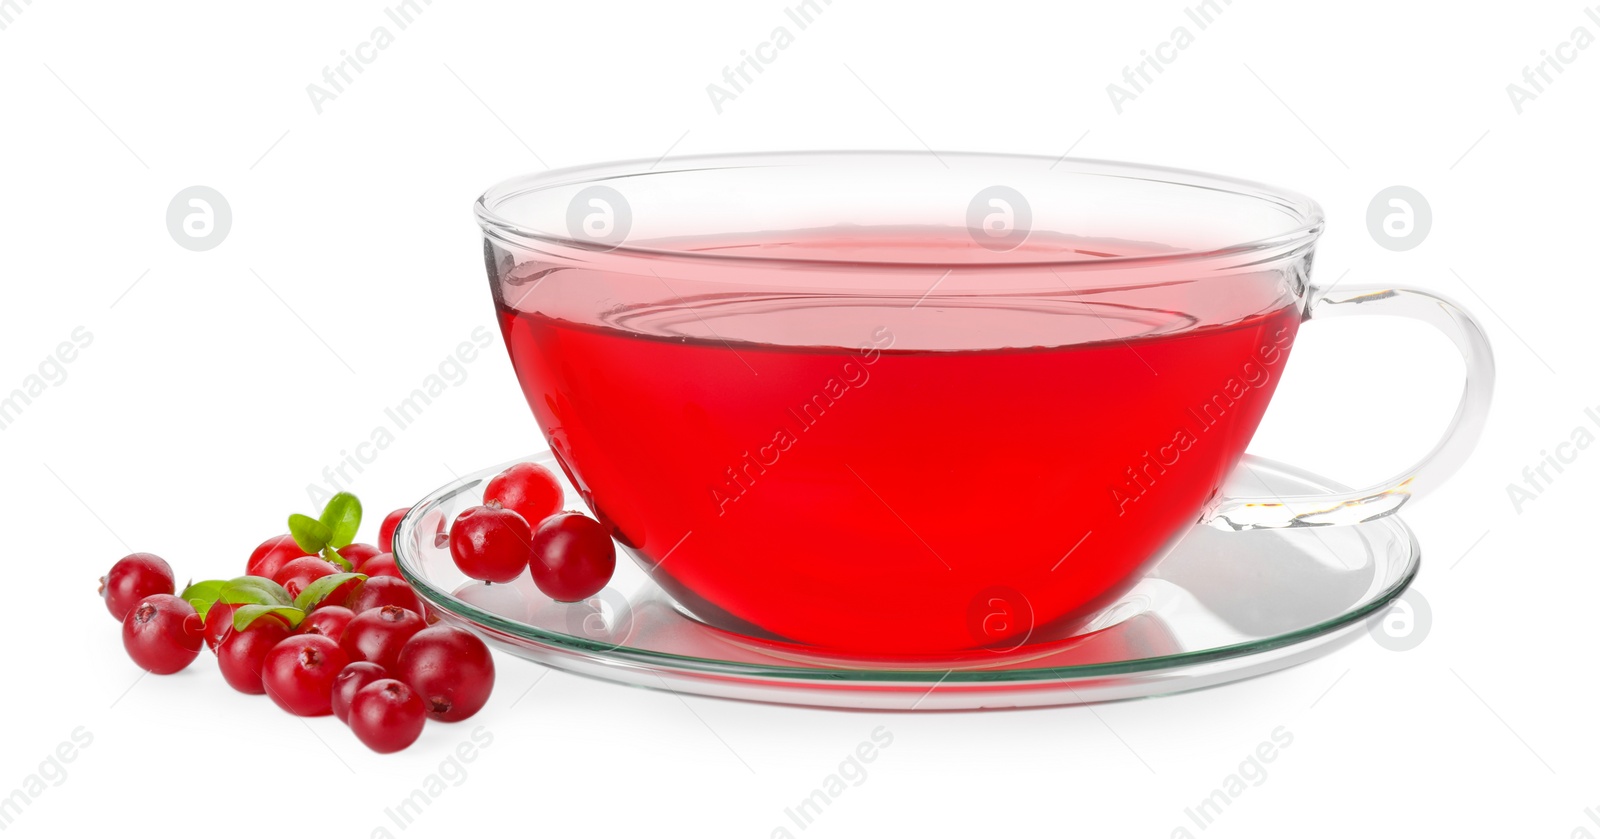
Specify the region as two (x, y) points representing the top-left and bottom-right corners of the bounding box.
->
(474, 150), (1325, 272)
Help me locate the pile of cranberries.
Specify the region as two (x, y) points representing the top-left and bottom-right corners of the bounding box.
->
(100, 493), (496, 755)
(449, 461), (616, 600)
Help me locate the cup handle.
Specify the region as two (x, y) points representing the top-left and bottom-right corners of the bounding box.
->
(1205, 284), (1495, 530)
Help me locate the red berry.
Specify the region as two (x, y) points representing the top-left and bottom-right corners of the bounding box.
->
(204, 602), (290, 651)
(100, 553), (174, 621)
(331, 661), (388, 723)
(298, 605), (355, 642)
(247, 534), (311, 579)
(484, 462), (563, 527)
(312, 575), (365, 610)
(216, 619), (292, 694)
(449, 505), (532, 584)
(379, 508), (410, 554)
(529, 512), (616, 601)
(345, 576), (426, 616)
(396, 625), (495, 722)
(121, 594), (203, 674)
(358, 552), (403, 580)
(349, 679), (426, 753)
(262, 634), (349, 717)
(273, 556), (340, 599)
(340, 606), (426, 671)
(335, 543), (380, 567)
(203, 602), (241, 650)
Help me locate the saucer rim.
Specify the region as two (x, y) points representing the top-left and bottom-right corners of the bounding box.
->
(392, 454), (1419, 684)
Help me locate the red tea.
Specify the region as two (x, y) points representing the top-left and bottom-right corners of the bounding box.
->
(491, 230), (1301, 654)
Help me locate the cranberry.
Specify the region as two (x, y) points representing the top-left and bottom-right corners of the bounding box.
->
(100, 553), (174, 621)
(262, 634), (349, 717)
(378, 507), (410, 553)
(349, 679), (426, 753)
(340, 606), (426, 671)
(331, 661), (388, 723)
(358, 552), (403, 580)
(204, 602), (290, 651)
(484, 462), (563, 527)
(247, 534), (311, 579)
(273, 556), (340, 599)
(121, 594), (203, 674)
(313, 574), (365, 610)
(298, 605), (355, 642)
(396, 625), (495, 722)
(345, 575), (426, 616)
(529, 512), (616, 601)
(216, 619), (291, 694)
(449, 505), (532, 584)
(203, 602), (242, 650)
(335, 542), (380, 567)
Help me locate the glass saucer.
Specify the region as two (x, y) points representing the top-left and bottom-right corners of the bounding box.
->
(392, 454), (1417, 710)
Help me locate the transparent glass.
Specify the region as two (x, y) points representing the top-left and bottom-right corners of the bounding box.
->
(474, 152), (1492, 656)
(392, 453), (1419, 710)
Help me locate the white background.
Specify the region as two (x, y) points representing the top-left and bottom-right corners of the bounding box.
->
(2, 0), (1596, 836)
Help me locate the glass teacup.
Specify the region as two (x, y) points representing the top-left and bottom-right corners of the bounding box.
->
(475, 152), (1492, 656)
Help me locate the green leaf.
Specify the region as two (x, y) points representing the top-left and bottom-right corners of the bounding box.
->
(218, 576), (294, 607)
(179, 579), (228, 620)
(293, 572), (366, 612)
(322, 546), (352, 572)
(232, 604), (304, 632)
(318, 492), (362, 549)
(288, 514), (332, 553)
